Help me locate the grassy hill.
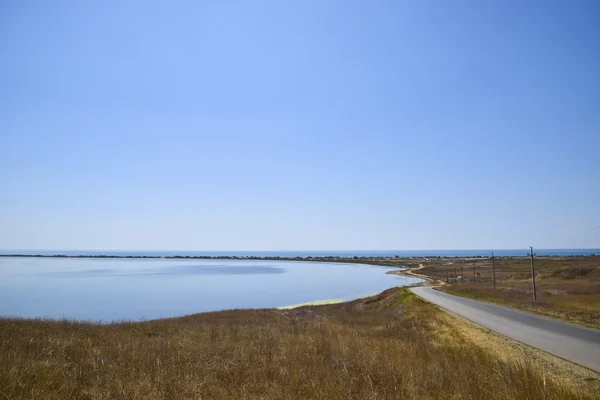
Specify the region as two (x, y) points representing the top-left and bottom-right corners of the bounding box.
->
(1, 288), (597, 399)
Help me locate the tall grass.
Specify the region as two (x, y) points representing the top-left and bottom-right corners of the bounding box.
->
(430, 257), (600, 328)
(0, 289), (595, 399)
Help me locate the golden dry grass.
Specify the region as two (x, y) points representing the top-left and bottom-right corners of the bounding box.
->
(423, 256), (600, 328)
(1, 288), (597, 399)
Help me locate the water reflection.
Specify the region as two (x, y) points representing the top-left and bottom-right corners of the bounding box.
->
(0, 257), (422, 322)
(39, 265), (285, 278)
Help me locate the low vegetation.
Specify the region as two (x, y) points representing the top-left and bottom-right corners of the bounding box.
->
(413, 256), (600, 328)
(1, 288), (596, 399)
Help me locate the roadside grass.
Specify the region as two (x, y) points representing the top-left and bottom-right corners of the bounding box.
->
(416, 256), (600, 329)
(1, 288), (596, 399)
(441, 281), (600, 328)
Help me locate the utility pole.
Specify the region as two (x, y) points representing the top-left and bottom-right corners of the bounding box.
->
(530, 246), (537, 300)
(492, 252), (496, 289)
(473, 264), (476, 283)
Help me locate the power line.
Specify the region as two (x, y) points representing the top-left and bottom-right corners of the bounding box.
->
(566, 225), (600, 241)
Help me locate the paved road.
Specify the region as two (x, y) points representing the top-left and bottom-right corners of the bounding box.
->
(410, 286), (600, 372)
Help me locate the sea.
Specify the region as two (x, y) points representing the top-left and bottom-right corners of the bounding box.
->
(1, 249), (599, 257)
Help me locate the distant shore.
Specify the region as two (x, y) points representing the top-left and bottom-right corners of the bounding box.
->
(0, 253), (597, 261)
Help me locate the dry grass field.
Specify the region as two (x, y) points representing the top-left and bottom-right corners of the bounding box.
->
(1, 288), (598, 400)
(410, 256), (600, 328)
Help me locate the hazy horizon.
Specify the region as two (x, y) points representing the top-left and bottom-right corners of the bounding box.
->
(2, 1), (599, 250)
(3, 246), (600, 251)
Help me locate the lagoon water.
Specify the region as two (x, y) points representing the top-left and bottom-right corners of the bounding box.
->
(0, 257), (421, 322)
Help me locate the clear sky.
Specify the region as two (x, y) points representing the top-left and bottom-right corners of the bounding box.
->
(1, 0), (599, 251)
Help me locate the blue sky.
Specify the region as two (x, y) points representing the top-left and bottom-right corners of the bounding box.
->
(1, 0), (599, 251)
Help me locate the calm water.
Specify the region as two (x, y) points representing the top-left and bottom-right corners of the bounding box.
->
(0, 257), (421, 322)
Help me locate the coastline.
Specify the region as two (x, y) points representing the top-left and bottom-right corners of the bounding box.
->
(277, 298), (345, 309)
(0, 256), (425, 322)
(387, 264), (436, 284)
(1, 247), (599, 260)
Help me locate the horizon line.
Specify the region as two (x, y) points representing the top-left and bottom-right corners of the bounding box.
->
(2, 248), (599, 252)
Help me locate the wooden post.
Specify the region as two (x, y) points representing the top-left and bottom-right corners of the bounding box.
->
(492, 252), (496, 289)
(530, 246), (537, 300)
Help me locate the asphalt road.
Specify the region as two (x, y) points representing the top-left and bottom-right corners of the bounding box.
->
(410, 286), (600, 372)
